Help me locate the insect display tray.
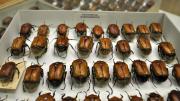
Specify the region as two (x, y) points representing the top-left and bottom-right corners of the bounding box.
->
(0, 10), (180, 100)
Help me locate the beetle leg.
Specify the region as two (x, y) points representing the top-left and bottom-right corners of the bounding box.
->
(95, 42), (99, 54)
(23, 85), (26, 92)
(6, 47), (11, 52)
(124, 91), (131, 100)
(168, 78), (172, 86)
(71, 77), (74, 90)
(15, 68), (20, 78)
(136, 89), (142, 98)
(46, 79), (52, 91)
(35, 57), (40, 64)
(106, 91), (111, 100)
(113, 78), (117, 87)
(86, 78), (91, 91)
(108, 81), (113, 95)
(61, 71), (67, 90)
(75, 91), (82, 99)
(39, 91), (42, 96)
(151, 73), (157, 88)
(69, 44), (79, 58)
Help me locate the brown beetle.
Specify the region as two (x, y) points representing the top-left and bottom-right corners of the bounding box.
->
(8, 36), (29, 57)
(47, 62), (67, 89)
(70, 59), (90, 90)
(77, 36), (94, 57)
(54, 36), (76, 58)
(91, 25), (104, 39)
(167, 90), (180, 101)
(57, 24), (69, 36)
(37, 24), (49, 37)
(31, 36), (48, 60)
(136, 25), (150, 38)
(158, 42), (176, 62)
(113, 61), (131, 86)
(84, 94), (101, 101)
(107, 24), (120, 38)
(23, 64), (44, 92)
(61, 92), (81, 101)
(0, 62), (20, 82)
(92, 61), (112, 93)
(125, 90), (143, 101)
(149, 23), (162, 41)
(132, 60), (150, 83)
(36, 92), (55, 101)
(75, 22), (87, 36)
(20, 23), (34, 39)
(150, 60), (169, 83)
(116, 40), (133, 58)
(147, 92), (164, 101)
(172, 64), (180, 85)
(96, 38), (113, 59)
(121, 24), (136, 41)
(137, 36), (152, 55)
(107, 91), (123, 101)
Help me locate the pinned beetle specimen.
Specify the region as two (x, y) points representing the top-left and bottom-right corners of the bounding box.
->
(36, 92), (55, 101)
(47, 62), (67, 89)
(37, 24), (49, 37)
(57, 24), (69, 36)
(0, 62), (21, 82)
(167, 90), (180, 101)
(23, 64), (44, 92)
(137, 36), (152, 55)
(61, 92), (81, 101)
(70, 59), (90, 90)
(75, 22), (88, 36)
(132, 60), (150, 83)
(54, 36), (76, 58)
(172, 64), (180, 85)
(20, 23), (34, 39)
(107, 24), (120, 38)
(150, 60), (170, 84)
(116, 40), (133, 58)
(136, 25), (150, 38)
(149, 23), (162, 41)
(91, 25), (104, 39)
(107, 91), (123, 101)
(147, 92), (164, 101)
(96, 38), (113, 59)
(125, 89), (143, 101)
(92, 61), (112, 94)
(8, 36), (29, 57)
(84, 93), (101, 101)
(113, 60), (131, 86)
(158, 42), (176, 62)
(121, 24), (136, 41)
(77, 36), (94, 57)
(30, 36), (48, 61)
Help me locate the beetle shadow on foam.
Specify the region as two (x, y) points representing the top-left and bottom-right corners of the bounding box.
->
(53, 50), (68, 59)
(70, 79), (90, 92)
(113, 79), (132, 88)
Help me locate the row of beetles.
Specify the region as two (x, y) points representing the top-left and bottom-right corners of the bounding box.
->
(0, 22), (179, 101)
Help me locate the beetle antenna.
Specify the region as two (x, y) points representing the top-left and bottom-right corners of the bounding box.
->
(108, 82), (113, 95)
(106, 91), (111, 100)
(124, 91), (131, 100)
(75, 91), (82, 98)
(69, 44), (79, 58)
(120, 94), (123, 99)
(136, 89), (142, 98)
